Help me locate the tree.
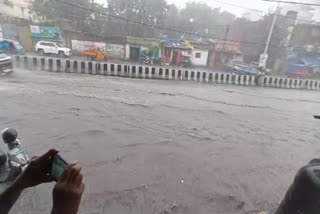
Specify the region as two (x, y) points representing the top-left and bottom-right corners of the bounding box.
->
(106, 0), (169, 37)
(177, 3), (235, 40)
(161, 3), (235, 40)
(229, 13), (288, 66)
(31, 0), (107, 34)
(31, 0), (236, 40)
(105, 1), (235, 39)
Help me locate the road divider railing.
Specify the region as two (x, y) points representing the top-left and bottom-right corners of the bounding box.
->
(259, 76), (320, 90)
(13, 56), (320, 90)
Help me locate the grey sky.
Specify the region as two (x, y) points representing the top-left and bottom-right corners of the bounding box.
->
(166, 0), (276, 16)
(96, 0), (319, 21)
(96, 0), (276, 16)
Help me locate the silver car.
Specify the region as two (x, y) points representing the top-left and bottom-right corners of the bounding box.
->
(0, 51), (13, 75)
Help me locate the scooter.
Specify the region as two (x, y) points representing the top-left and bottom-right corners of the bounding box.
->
(1, 128), (30, 181)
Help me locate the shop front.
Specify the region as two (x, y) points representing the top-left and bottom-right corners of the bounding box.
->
(126, 37), (161, 64)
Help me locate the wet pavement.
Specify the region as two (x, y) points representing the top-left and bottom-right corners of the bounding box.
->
(0, 68), (320, 214)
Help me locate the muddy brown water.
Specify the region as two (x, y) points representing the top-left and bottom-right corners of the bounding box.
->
(0, 69), (320, 214)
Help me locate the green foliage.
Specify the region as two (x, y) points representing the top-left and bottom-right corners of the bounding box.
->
(31, 0), (235, 39)
(30, 0), (293, 66)
(31, 0), (107, 34)
(106, 0), (169, 37)
(168, 2), (235, 39)
(230, 13), (288, 64)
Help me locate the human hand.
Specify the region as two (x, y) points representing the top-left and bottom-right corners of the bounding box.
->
(51, 163), (85, 214)
(17, 149), (58, 189)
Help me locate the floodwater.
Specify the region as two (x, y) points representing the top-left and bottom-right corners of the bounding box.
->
(0, 69), (320, 214)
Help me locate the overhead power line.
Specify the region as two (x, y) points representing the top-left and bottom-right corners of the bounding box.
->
(168, 23), (230, 29)
(209, 0), (265, 13)
(262, 0), (320, 7)
(54, 0), (258, 46)
(209, 0), (317, 24)
(54, 0), (316, 50)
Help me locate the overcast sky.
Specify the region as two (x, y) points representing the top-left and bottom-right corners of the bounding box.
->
(96, 0), (276, 16)
(166, 0), (276, 16)
(96, 0), (319, 21)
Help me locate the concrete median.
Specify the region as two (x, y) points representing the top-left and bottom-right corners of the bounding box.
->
(13, 55), (320, 91)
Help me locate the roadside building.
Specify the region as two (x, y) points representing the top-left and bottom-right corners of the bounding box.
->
(126, 37), (161, 63)
(0, 0), (38, 52)
(282, 24), (320, 77)
(161, 39), (191, 66)
(188, 40), (212, 67)
(0, 22), (33, 53)
(106, 43), (126, 61)
(0, 0), (39, 21)
(290, 24), (320, 51)
(208, 41), (242, 70)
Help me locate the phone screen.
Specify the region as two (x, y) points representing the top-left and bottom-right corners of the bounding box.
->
(51, 154), (68, 181)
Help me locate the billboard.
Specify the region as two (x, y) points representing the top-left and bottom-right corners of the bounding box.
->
(71, 40), (106, 52)
(30, 25), (61, 39)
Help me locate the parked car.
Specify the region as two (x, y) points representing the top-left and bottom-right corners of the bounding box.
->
(224, 60), (259, 75)
(0, 40), (25, 55)
(35, 41), (72, 58)
(0, 51), (13, 75)
(224, 60), (245, 72)
(286, 65), (309, 78)
(303, 57), (320, 77)
(284, 57), (312, 78)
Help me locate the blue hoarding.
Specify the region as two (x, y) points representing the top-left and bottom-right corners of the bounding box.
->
(30, 25), (61, 39)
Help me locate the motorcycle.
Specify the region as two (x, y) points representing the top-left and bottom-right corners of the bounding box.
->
(0, 128), (30, 182)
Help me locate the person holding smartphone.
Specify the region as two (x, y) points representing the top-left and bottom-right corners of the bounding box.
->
(0, 149), (85, 214)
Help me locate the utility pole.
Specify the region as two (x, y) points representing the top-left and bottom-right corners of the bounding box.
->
(222, 25), (230, 50)
(125, 0), (129, 36)
(259, 3), (280, 69)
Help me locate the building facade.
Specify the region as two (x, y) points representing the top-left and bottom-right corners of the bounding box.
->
(0, 0), (36, 21)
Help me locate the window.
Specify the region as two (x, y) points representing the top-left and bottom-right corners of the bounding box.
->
(46, 43), (55, 47)
(40, 42), (54, 47)
(195, 52), (201, 58)
(107, 44), (113, 51)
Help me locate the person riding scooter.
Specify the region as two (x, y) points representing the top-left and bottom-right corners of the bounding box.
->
(1, 128), (30, 181)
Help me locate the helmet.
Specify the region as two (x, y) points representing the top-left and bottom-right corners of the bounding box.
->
(2, 128), (18, 144)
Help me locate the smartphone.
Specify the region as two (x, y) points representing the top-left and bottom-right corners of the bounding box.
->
(51, 154), (68, 181)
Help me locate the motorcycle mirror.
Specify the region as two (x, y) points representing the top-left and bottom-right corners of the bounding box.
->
(2, 128), (18, 144)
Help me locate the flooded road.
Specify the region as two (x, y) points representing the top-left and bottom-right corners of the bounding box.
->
(1, 69), (320, 214)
